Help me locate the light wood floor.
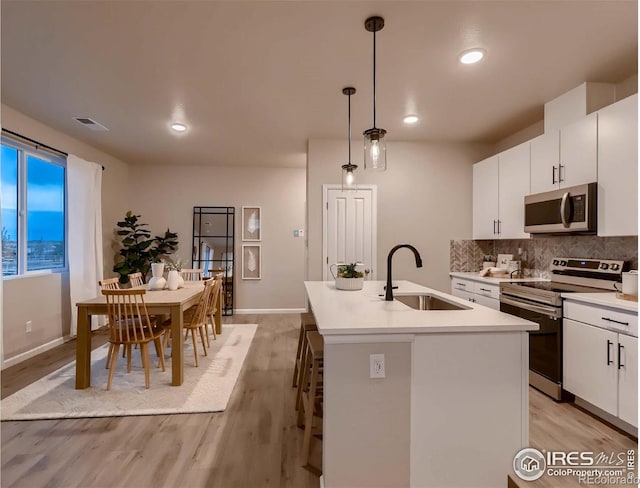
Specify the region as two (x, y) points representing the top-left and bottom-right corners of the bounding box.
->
(2, 314), (637, 488)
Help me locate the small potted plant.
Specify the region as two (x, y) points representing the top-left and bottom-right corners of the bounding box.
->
(331, 263), (365, 290)
(483, 255), (497, 270)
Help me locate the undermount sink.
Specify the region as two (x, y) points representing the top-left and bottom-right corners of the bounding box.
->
(395, 294), (470, 311)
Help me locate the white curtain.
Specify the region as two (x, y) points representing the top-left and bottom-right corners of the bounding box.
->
(67, 155), (103, 336)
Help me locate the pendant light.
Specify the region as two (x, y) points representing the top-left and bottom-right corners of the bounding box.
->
(363, 16), (386, 171)
(341, 86), (357, 191)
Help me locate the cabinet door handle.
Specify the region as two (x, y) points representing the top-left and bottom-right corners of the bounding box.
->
(559, 164), (565, 183)
(493, 220), (498, 235)
(618, 343), (625, 370)
(457, 283), (467, 287)
(479, 288), (491, 292)
(607, 340), (613, 365)
(552, 165), (557, 184)
(497, 220), (501, 235)
(602, 317), (629, 326)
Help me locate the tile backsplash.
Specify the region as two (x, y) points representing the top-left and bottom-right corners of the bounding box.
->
(450, 236), (638, 277)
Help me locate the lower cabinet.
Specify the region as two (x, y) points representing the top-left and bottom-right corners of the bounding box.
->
(563, 316), (638, 428)
(450, 277), (500, 310)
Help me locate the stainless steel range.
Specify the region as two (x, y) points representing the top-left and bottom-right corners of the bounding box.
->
(500, 257), (625, 400)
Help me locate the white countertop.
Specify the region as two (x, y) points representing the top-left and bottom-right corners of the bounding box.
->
(304, 280), (538, 336)
(449, 271), (548, 285)
(562, 292), (638, 313)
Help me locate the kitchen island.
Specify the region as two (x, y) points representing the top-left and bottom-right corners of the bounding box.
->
(304, 280), (538, 488)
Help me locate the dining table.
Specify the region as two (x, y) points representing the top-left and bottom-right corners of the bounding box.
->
(75, 282), (206, 389)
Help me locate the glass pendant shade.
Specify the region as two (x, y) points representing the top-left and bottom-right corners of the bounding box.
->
(342, 163), (358, 191)
(363, 128), (387, 171)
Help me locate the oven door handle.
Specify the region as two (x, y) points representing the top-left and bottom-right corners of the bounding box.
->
(500, 295), (561, 319)
(560, 191), (570, 228)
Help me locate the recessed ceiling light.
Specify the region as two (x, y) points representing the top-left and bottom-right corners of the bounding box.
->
(170, 122), (187, 132)
(403, 115), (419, 125)
(458, 48), (486, 64)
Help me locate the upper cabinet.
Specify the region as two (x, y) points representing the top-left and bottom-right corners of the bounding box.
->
(597, 94), (638, 237)
(559, 113), (598, 188)
(472, 155), (499, 240)
(530, 113), (598, 194)
(473, 143), (530, 240)
(498, 143), (530, 239)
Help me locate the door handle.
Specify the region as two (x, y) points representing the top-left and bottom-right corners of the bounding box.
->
(497, 220), (501, 235)
(552, 165), (557, 184)
(559, 164), (565, 183)
(602, 317), (629, 326)
(607, 340), (613, 365)
(493, 220), (497, 235)
(618, 343), (625, 369)
(560, 192), (570, 228)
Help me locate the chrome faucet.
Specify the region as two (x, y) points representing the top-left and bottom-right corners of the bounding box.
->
(385, 244), (423, 301)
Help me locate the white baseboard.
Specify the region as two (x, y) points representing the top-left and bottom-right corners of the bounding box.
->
(574, 397), (638, 437)
(2, 336), (70, 369)
(234, 308), (306, 315)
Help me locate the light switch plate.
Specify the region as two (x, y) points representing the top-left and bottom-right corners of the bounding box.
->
(370, 354), (385, 378)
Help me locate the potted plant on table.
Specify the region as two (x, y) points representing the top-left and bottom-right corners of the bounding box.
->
(112, 211), (179, 285)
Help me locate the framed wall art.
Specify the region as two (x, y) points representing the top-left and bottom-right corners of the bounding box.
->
(242, 206), (261, 241)
(242, 244), (261, 280)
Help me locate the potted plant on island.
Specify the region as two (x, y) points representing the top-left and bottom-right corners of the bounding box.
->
(331, 262), (365, 290)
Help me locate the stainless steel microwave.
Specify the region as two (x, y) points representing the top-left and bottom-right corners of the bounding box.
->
(524, 183), (597, 234)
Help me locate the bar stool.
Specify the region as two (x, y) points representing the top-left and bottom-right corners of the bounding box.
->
(299, 330), (324, 474)
(293, 312), (317, 388)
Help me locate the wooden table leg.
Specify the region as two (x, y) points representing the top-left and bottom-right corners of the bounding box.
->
(215, 285), (223, 335)
(171, 305), (184, 386)
(75, 307), (92, 389)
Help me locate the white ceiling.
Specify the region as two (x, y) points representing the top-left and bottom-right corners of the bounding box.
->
(1, 1), (637, 168)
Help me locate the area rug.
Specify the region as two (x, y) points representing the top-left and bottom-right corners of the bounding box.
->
(1, 323), (257, 420)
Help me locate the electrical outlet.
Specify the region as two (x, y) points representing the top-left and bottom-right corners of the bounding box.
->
(370, 353), (385, 378)
(25, 321), (32, 333)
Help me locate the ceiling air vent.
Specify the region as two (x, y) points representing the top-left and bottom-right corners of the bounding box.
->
(72, 117), (109, 131)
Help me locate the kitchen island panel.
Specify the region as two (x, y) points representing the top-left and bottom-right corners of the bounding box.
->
(323, 341), (411, 487)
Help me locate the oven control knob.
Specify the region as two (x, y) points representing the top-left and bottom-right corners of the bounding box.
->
(552, 259), (559, 266)
(611, 264), (620, 271)
(560, 260), (567, 266)
(600, 263), (609, 270)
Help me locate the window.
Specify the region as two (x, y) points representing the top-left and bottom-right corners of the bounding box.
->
(1, 136), (66, 277)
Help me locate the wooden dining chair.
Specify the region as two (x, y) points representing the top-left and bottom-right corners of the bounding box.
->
(180, 268), (204, 281)
(128, 272), (144, 287)
(102, 288), (166, 390)
(164, 278), (213, 367)
(204, 275), (223, 346)
(99, 278), (123, 368)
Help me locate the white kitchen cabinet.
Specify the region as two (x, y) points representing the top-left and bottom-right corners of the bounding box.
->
(472, 155), (499, 239)
(563, 318), (618, 416)
(498, 143), (530, 238)
(563, 298), (638, 428)
(450, 277), (500, 310)
(597, 94), (638, 237)
(560, 112), (598, 188)
(618, 333), (638, 427)
(473, 142), (530, 240)
(530, 113), (598, 194)
(530, 132), (560, 194)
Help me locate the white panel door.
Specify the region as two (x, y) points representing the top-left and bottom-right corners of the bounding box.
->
(324, 186), (377, 280)
(498, 142), (530, 238)
(618, 334), (638, 427)
(472, 156), (499, 239)
(597, 94), (638, 237)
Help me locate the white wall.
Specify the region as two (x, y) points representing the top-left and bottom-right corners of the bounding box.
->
(1, 104), (130, 362)
(307, 139), (492, 292)
(127, 164), (306, 310)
